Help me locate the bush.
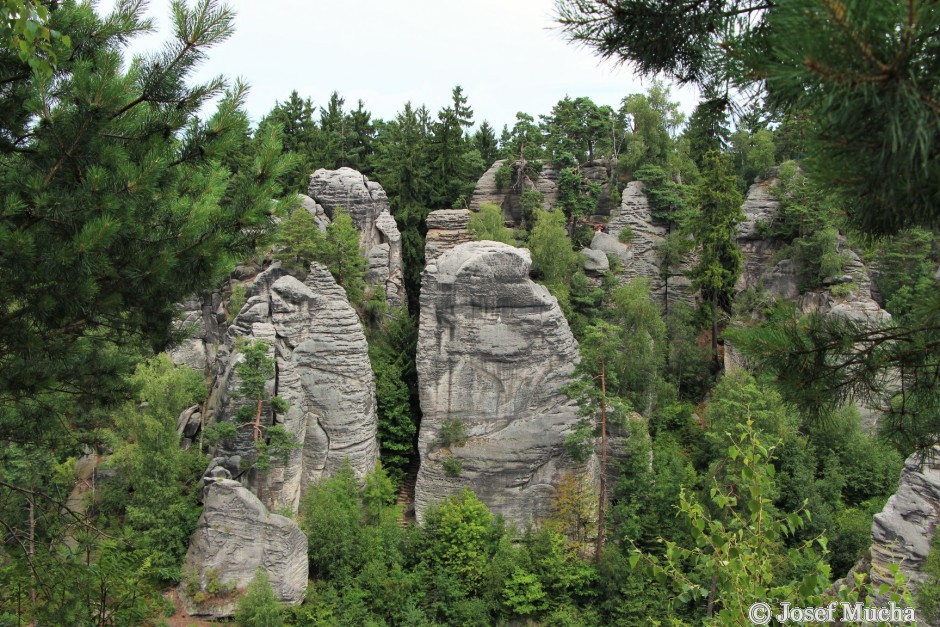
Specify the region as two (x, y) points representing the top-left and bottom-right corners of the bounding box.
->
(235, 570), (283, 627)
(617, 226), (633, 243)
(468, 203), (515, 244)
(442, 456), (463, 477)
(438, 418), (467, 448)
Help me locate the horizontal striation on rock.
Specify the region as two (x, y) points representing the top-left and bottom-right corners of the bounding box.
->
(209, 262), (378, 512)
(415, 241), (591, 528)
(308, 167), (405, 306)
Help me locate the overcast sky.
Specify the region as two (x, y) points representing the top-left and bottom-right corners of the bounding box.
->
(125, 0), (699, 130)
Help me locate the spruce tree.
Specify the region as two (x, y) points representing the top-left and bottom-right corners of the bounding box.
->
(688, 152), (745, 364)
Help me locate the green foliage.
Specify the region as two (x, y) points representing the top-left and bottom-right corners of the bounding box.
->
(541, 96), (609, 163)
(229, 283), (248, 320)
(468, 203), (515, 244)
(442, 456), (463, 478)
(617, 226), (633, 243)
(633, 421), (832, 623)
(494, 161), (512, 190)
(502, 568), (548, 616)
(0, 0), (290, 459)
(633, 164), (690, 226)
(689, 151), (745, 312)
(98, 354), (206, 581)
(422, 490), (500, 594)
(529, 209), (582, 305)
(368, 306), (419, 479)
(438, 418), (467, 449)
(520, 188), (545, 229)
(920, 533), (940, 625)
(731, 127), (776, 189)
(274, 207), (323, 277)
(232, 340), (297, 493)
(321, 207), (368, 306)
(362, 462), (396, 524)
(301, 464), (364, 583)
(1, 0), (70, 76)
(556, 163), (601, 229)
(235, 570), (283, 627)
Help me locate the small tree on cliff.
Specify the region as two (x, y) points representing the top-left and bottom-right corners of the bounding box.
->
(321, 207), (368, 306)
(234, 340), (297, 500)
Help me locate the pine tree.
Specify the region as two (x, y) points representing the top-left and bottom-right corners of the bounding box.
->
(0, 0), (290, 452)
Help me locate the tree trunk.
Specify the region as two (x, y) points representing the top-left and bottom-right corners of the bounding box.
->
(254, 399), (263, 501)
(711, 291), (719, 366)
(596, 359), (607, 566)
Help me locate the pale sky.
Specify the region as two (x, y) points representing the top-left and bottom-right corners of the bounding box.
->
(125, 0), (700, 130)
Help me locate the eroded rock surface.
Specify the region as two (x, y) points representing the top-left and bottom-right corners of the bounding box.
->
(606, 181), (697, 308)
(179, 477), (307, 618)
(425, 209), (472, 264)
(307, 167), (405, 306)
(414, 241), (591, 528)
(836, 448), (939, 625)
(207, 262), (378, 511)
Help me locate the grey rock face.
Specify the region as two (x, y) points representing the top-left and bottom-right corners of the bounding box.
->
(870, 448), (940, 595)
(835, 448), (939, 625)
(208, 262), (378, 512)
(582, 247), (610, 275)
(167, 292), (227, 375)
(425, 209), (472, 264)
(298, 193), (331, 233)
(415, 241), (591, 528)
(470, 159), (614, 226)
(307, 167), (405, 306)
(590, 231), (631, 265)
(179, 478), (308, 618)
(607, 181), (697, 308)
(469, 159), (509, 214)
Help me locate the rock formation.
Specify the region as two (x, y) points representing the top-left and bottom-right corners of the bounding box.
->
(425, 209), (472, 264)
(206, 262), (379, 512)
(603, 181), (697, 308)
(836, 447), (939, 625)
(167, 292), (227, 376)
(307, 167), (405, 306)
(179, 472), (308, 618)
(470, 159), (615, 226)
(414, 241), (592, 528)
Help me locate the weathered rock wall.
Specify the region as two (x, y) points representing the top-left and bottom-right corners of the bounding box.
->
(307, 167), (405, 306)
(835, 447), (939, 625)
(603, 181), (697, 308)
(425, 209), (472, 264)
(470, 159), (615, 226)
(414, 241), (592, 528)
(206, 262), (378, 512)
(179, 474), (307, 618)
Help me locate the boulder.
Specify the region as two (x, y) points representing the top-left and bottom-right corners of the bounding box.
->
(582, 247), (610, 275)
(590, 231), (631, 265)
(179, 478), (307, 618)
(307, 167), (405, 306)
(415, 241), (593, 528)
(207, 262), (379, 512)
